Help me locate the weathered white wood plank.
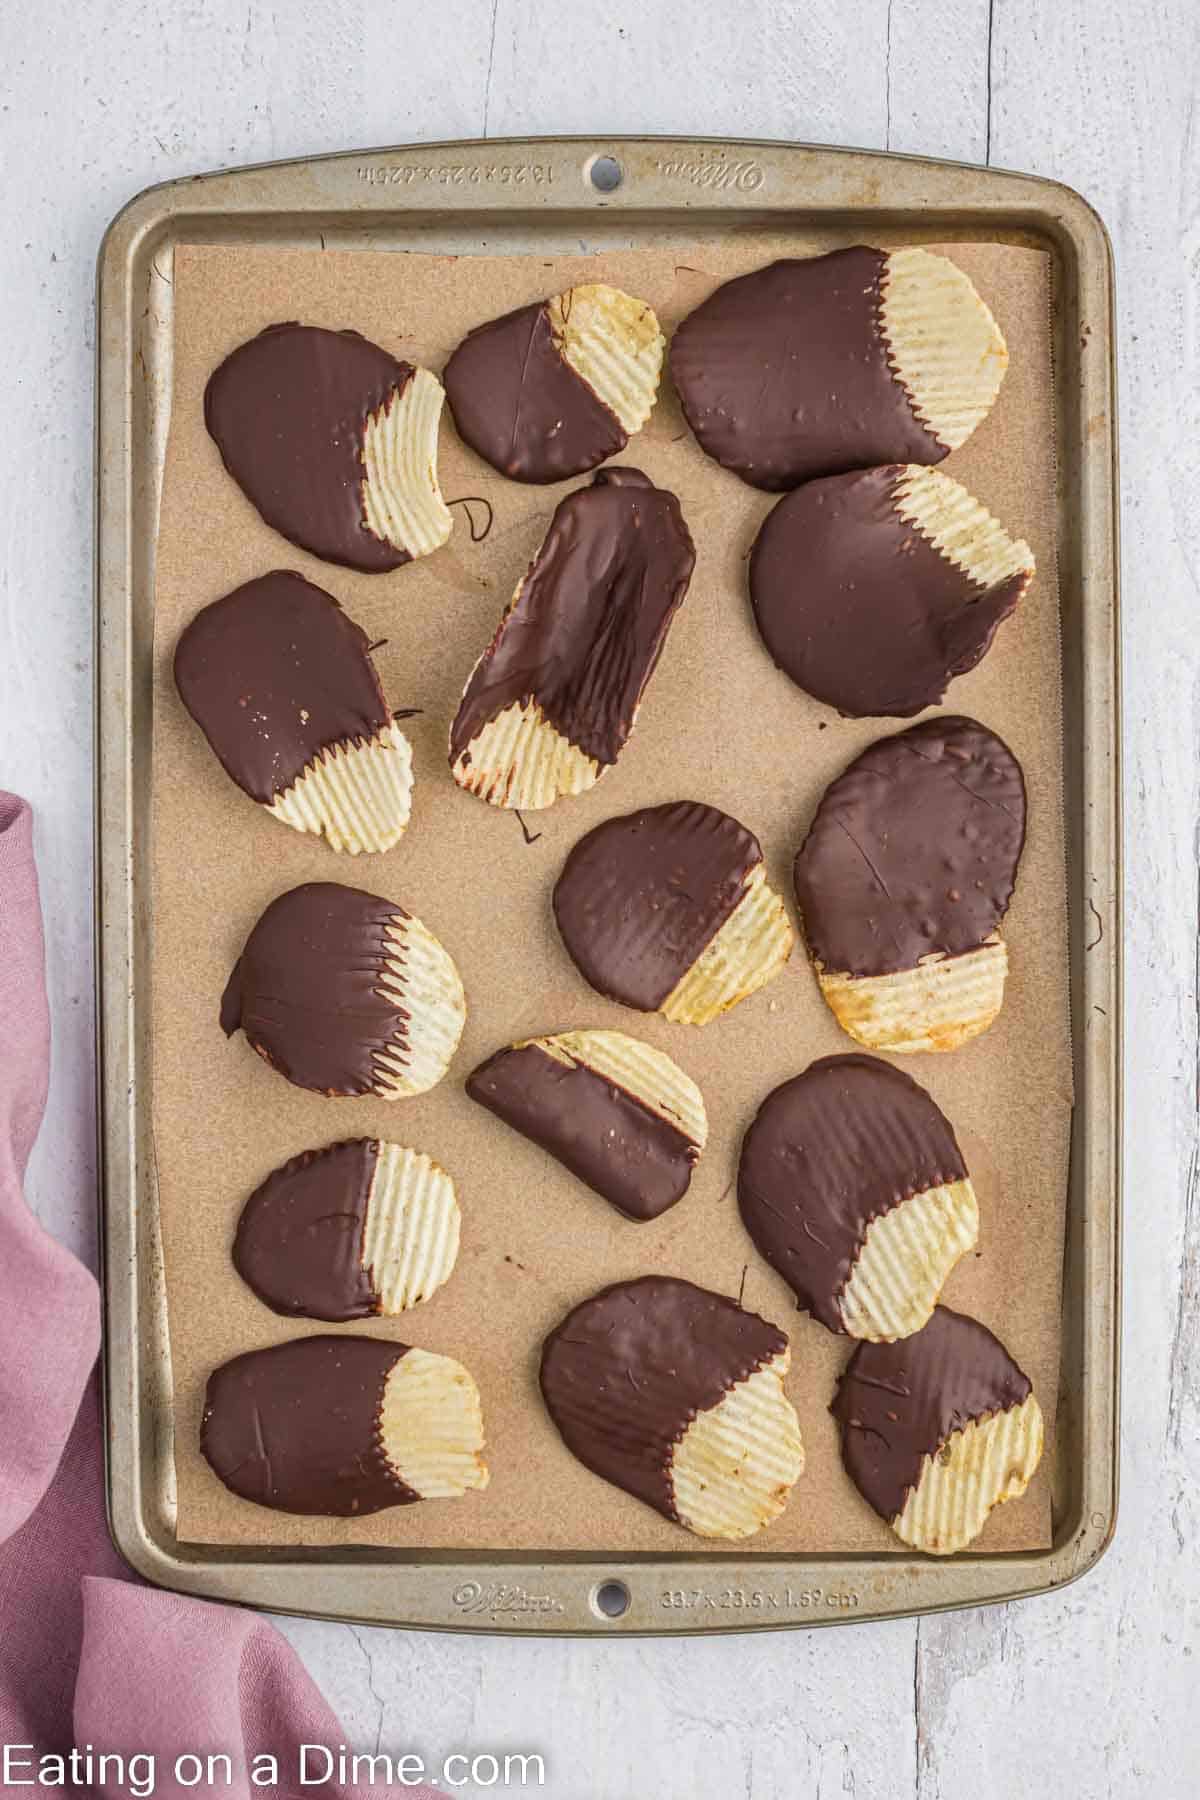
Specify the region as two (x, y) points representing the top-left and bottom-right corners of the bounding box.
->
(479, 0), (890, 148)
(884, 0), (992, 161)
(914, 2), (1200, 1798)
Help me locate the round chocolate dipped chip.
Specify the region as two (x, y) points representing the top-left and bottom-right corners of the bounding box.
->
(205, 322), (452, 571)
(174, 570), (414, 854)
(201, 1335), (488, 1517)
(670, 245), (1007, 491)
(450, 469), (695, 810)
(749, 464), (1034, 717)
(553, 801), (794, 1026)
(233, 1139), (461, 1321)
(220, 882), (466, 1098)
(539, 1275), (804, 1539)
(738, 1054), (978, 1341)
(794, 717), (1026, 1054)
(444, 283), (663, 484)
(466, 1029), (707, 1222)
(832, 1306), (1044, 1554)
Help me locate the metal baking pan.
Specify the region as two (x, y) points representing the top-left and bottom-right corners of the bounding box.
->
(96, 135), (1120, 1633)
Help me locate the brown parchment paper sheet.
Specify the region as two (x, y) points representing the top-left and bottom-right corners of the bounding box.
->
(152, 238), (1071, 1552)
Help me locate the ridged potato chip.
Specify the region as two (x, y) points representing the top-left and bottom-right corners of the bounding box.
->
(794, 719), (1025, 1053)
(467, 1027), (707, 1221)
(540, 1276), (804, 1540)
(554, 801), (794, 1026)
(740, 1055), (979, 1342)
(233, 1138), (460, 1320)
(221, 883), (466, 1100)
(444, 284), (663, 484)
(833, 1307), (1042, 1552)
(201, 1336), (487, 1515)
(450, 469), (693, 811)
(174, 570), (415, 855)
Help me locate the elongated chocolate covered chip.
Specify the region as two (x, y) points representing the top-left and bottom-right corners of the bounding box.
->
(553, 801), (794, 1025)
(832, 1306), (1043, 1553)
(739, 1055), (977, 1341)
(201, 1335), (488, 1517)
(444, 283), (664, 483)
(449, 469), (695, 809)
(466, 1029), (707, 1221)
(174, 570), (414, 853)
(220, 882), (466, 1098)
(794, 717), (1026, 1053)
(750, 465), (1034, 717)
(205, 322), (451, 571)
(233, 1138), (461, 1320)
(540, 1276), (804, 1539)
(670, 246), (1007, 491)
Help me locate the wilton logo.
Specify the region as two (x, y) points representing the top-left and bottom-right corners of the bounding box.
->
(452, 1580), (564, 1618)
(655, 156), (765, 192)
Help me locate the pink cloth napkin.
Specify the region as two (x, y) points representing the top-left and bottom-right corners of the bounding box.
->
(0, 792), (444, 1799)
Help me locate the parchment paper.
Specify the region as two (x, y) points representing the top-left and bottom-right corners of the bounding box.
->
(152, 238), (1071, 1552)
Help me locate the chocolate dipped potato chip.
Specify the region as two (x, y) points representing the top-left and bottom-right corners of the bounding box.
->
(233, 1139), (461, 1321)
(739, 1055), (978, 1341)
(553, 801), (794, 1026)
(205, 323), (451, 571)
(749, 465), (1034, 717)
(793, 717), (1026, 1052)
(220, 882), (466, 1098)
(175, 570), (414, 854)
(467, 1029), (706, 1222)
(670, 245), (1007, 490)
(444, 283), (663, 483)
(450, 469), (695, 810)
(202, 1335), (487, 1516)
(832, 1306), (1043, 1553)
(540, 1276), (804, 1539)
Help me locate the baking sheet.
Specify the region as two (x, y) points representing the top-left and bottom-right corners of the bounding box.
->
(151, 237), (1070, 1552)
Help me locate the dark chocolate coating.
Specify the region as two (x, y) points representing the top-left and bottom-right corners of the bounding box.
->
(669, 248), (944, 491)
(233, 1140), (380, 1320)
(174, 570), (393, 804)
(220, 883), (411, 1097)
(201, 1335), (418, 1516)
(204, 322), (414, 571)
(738, 1055), (967, 1332)
(466, 1042), (699, 1222)
(831, 1306), (1032, 1522)
(794, 716), (1026, 979)
(553, 801), (762, 1011)
(444, 300), (625, 483)
(450, 469), (695, 769)
(749, 467), (1027, 716)
(540, 1275), (787, 1521)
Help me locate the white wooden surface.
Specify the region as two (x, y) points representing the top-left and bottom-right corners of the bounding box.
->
(1, 1), (1195, 1793)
